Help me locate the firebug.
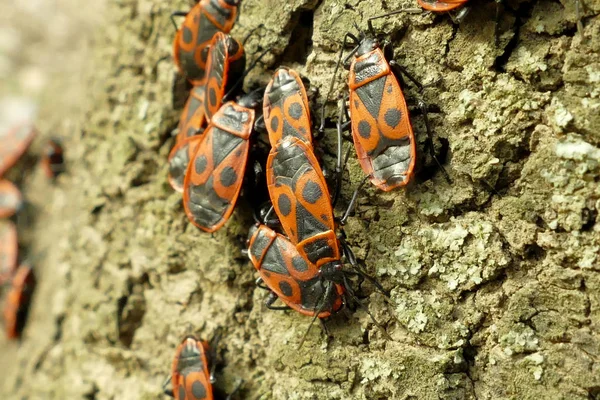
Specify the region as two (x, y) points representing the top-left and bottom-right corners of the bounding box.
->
(172, 0), (241, 86)
(0, 221), (18, 286)
(0, 180), (22, 219)
(3, 264), (36, 339)
(182, 89), (264, 233)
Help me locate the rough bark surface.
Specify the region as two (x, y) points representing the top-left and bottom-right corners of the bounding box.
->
(1, 0), (599, 399)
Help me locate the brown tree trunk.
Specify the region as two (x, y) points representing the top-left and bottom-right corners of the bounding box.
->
(1, 0), (599, 399)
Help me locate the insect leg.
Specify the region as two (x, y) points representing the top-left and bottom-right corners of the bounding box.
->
(576, 0), (585, 34)
(255, 277), (270, 291)
(338, 175), (368, 225)
(449, 6), (471, 24)
(242, 23), (266, 46)
(162, 375), (174, 397)
(298, 282), (333, 349)
(494, 0), (503, 46)
(331, 100), (352, 208)
(367, 8), (421, 37)
(340, 238), (389, 298)
(416, 98), (452, 183)
(265, 293), (291, 311)
(340, 273), (393, 340)
(225, 379), (244, 400)
(170, 11), (188, 31)
(388, 60), (433, 92)
(318, 33), (360, 137)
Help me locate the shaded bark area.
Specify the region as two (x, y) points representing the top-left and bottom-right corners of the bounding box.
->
(1, 0), (599, 399)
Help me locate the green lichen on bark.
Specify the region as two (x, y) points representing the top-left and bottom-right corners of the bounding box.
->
(1, 0), (600, 399)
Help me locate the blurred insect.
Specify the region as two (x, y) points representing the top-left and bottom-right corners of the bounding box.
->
(182, 89), (265, 232)
(163, 333), (241, 400)
(3, 264), (36, 339)
(172, 0), (241, 85)
(168, 32), (249, 193)
(321, 14), (451, 192)
(169, 136), (204, 193)
(0, 124), (36, 178)
(417, 0), (471, 22)
(175, 86), (207, 145)
(41, 138), (65, 179)
(0, 221), (18, 286)
(164, 336), (214, 400)
(418, 0), (509, 44)
(0, 180), (22, 219)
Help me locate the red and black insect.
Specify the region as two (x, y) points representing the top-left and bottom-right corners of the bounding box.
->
(0, 124), (36, 178)
(322, 16), (450, 192)
(0, 221), (18, 286)
(203, 32), (246, 122)
(164, 336), (214, 400)
(418, 0), (471, 21)
(0, 180), (22, 219)
(265, 68), (341, 269)
(164, 333), (240, 400)
(169, 135), (204, 193)
(41, 138), (65, 179)
(247, 224), (344, 318)
(182, 89), (264, 233)
(417, 0), (509, 44)
(175, 86), (207, 145)
(3, 264), (36, 339)
(262, 68), (384, 322)
(168, 33), (247, 193)
(172, 0), (241, 85)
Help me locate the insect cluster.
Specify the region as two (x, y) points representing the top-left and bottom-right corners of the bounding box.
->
(161, 0), (550, 398)
(0, 124), (64, 340)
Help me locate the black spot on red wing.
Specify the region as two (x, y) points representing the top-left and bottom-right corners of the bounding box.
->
(321, 214), (328, 221)
(195, 155), (208, 174)
(183, 27), (193, 44)
(288, 102), (303, 120)
(211, 127), (243, 166)
(354, 100), (360, 109)
(302, 180), (323, 204)
(355, 76), (386, 118)
(387, 84), (393, 94)
(270, 115), (279, 133)
(178, 385), (186, 400)
(220, 166), (237, 187)
(384, 108), (402, 128)
(264, 271), (271, 278)
(191, 380), (207, 399)
(302, 238), (335, 266)
(279, 281), (293, 297)
(358, 120), (371, 139)
(291, 256), (308, 273)
(278, 194), (292, 216)
(209, 87), (217, 106)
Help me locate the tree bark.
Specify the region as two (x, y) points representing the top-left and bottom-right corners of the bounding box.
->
(1, 0), (599, 399)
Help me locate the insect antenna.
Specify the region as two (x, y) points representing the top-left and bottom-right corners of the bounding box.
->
(242, 23), (266, 46)
(318, 32), (360, 136)
(340, 238), (390, 298)
(366, 8), (421, 37)
(341, 274), (392, 340)
(297, 282), (333, 349)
